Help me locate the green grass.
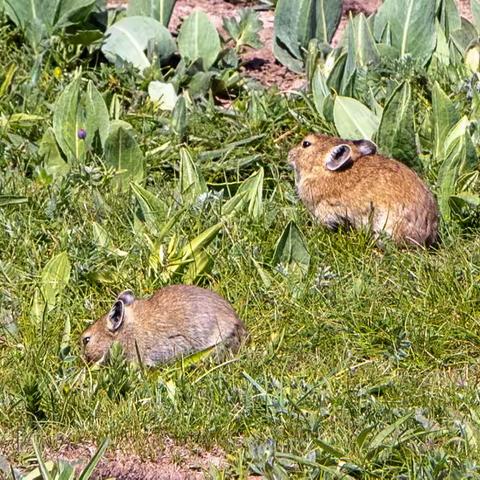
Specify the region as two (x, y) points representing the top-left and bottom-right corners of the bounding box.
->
(1, 21), (480, 480)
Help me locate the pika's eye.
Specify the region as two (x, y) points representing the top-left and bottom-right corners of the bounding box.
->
(302, 140), (312, 148)
(82, 336), (91, 346)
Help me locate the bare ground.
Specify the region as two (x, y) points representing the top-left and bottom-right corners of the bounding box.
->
(45, 439), (225, 480)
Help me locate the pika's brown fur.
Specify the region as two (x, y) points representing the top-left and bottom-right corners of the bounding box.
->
(81, 285), (246, 366)
(288, 133), (439, 247)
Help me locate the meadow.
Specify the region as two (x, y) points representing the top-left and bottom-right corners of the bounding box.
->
(1, 0), (480, 478)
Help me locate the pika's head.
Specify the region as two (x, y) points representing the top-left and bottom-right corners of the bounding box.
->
(81, 290), (136, 364)
(288, 133), (377, 178)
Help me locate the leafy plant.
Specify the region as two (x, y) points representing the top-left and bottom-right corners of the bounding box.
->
(101, 6), (263, 99)
(40, 74), (145, 190)
(127, 0), (177, 27)
(102, 16), (176, 72)
(274, 0), (343, 72)
(272, 221), (310, 281)
(177, 9), (221, 71)
(3, 0), (98, 52)
(4, 437), (110, 480)
(31, 251), (71, 322)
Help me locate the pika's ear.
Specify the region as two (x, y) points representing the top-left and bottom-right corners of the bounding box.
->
(117, 290), (135, 306)
(352, 139), (377, 156)
(106, 300), (125, 332)
(325, 144), (352, 171)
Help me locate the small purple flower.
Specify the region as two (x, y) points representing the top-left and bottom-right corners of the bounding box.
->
(77, 128), (87, 140)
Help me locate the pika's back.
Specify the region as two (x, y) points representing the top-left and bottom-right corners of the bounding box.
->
(288, 133), (439, 247)
(81, 284), (246, 365)
(141, 284), (242, 328)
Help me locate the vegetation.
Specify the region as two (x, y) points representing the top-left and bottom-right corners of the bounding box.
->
(1, 0), (480, 478)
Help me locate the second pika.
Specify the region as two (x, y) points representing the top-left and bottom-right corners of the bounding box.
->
(288, 133), (439, 247)
(81, 285), (246, 366)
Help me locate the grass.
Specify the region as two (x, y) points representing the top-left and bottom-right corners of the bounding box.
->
(1, 20), (480, 480)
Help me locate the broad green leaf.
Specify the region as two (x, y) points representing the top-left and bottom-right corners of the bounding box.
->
(273, 37), (304, 73)
(51, 78), (108, 164)
(273, 0), (342, 72)
(52, 75), (85, 163)
(102, 16), (175, 71)
(437, 117), (478, 220)
(450, 192), (480, 210)
(0, 63), (17, 97)
(177, 10), (221, 70)
(4, 0), (95, 50)
(92, 222), (109, 248)
(186, 71), (216, 97)
(311, 65), (330, 119)
(375, 0), (436, 65)
(244, 167), (264, 219)
(272, 221), (310, 278)
(450, 18), (478, 55)
(179, 147), (207, 206)
(4, 0), (56, 30)
(326, 52), (347, 93)
(0, 113), (43, 128)
(127, 0), (176, 26)
(148, 81), (178, 111)
(0, 195), (28, 207)
(171, 95), (187, 139)
(377, 82), (416, 165)
(55, 0), (96, 29)
(367, 413), (413, 454)
(4, 0), (54, 50)
(273, 0), (303, 67)
(78, 438), (110, 480)
(222, 168), (264, 219)
(431, 19), (450, 66)
(223, 8), (263, 49)
(32, 251), (71, 320)
(344, 13), (379, 70)
(63, 29), (104, 46)
(182, 249), (213, 284)
(341, 14), (379, 93)
(315, 0), (343, 44)
(333, 96), (380, 140)
(341, 17), (357, 94)
(39, 127), (70, 179)
(85, 80), (110, 148)
(432, 82), (460, 163)
(473, 0), (480, 33)
(104, 120), (145, 191)
(166, 222), (223, 276)
(438, 0), (461, 36)
(132, 184), (170, 238)
(92, 222), (127, 256)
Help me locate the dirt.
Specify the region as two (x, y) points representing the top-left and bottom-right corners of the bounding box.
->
(43, 439), (226, 480)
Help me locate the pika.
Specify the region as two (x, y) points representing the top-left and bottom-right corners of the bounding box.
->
(81, 285), (246, 366)
(288, 133), (439, 247)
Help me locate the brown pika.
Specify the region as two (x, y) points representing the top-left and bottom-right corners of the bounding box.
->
(288, 133), (439, 247)
(81, 285), (246, 366)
